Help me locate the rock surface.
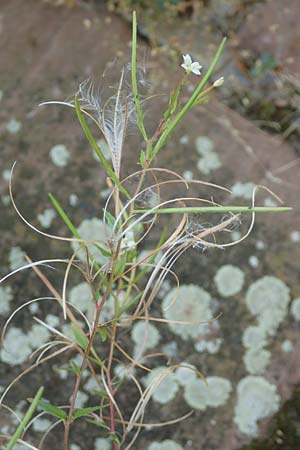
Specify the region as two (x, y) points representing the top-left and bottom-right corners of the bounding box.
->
(1, 1), (300, 449)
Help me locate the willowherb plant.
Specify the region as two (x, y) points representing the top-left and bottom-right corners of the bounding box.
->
(0, 12), (291, 450)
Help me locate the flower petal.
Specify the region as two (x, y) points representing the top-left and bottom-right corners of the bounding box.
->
(190, 62), (202, 75)
(182, 54), (192, 66)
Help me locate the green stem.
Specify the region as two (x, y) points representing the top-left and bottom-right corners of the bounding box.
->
(6, 387), (44, 450)
(132, 11), (148, 141)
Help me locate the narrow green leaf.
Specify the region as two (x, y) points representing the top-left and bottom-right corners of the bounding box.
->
(72, 406), (102, 419)
(140, 149), (146, 167)
(70, 360), (81, 375)
(49, 193), (108, 284)
(98, 327), (107, 342)
(133, 206), (292, 214)
(74, 96), (130, 199)
(114, 252), (127, 277)
(38, 399), (67, 420)
(102, 209), (116, 227)
(49, 193), (80, 239)
(163, 74), (186, 121)
(6, 387), (44, 450)
(95, 390), (109, 400)
(85, 418), (110, 430)
(147, 141), (154, 159)
(119, 291), (143, 314)
(111, 434), (122, 445)
(71, 324), (89, 350)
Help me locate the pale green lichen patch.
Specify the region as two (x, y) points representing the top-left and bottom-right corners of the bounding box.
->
(245, 276), (290, 335)
(32, 417), (52, 432)
(0, 327), (31, 364)
(281, 339), (293, 353)
(162, 284), (212, 340)
(2, 169), (11, 181)
(234, 376), (280, 436)
(290, 230), (300, 242)
(69, 281), (114, 324)
(195, 136), (222, 175)
(49, 144), (70, 167)
(0, 285), (13, 315)
(137, 249), (163, 273)
(248, 255), (259, 268)
(94, 438), (111, 450)
(242, 325), (267, 350)
(243, 348), (271, 375)
(8, 246), (27, 270)
(70, 444), (81, 450)
(6, 117), (22, 134)
(142, 367), (179, 405)
(71, 218), (110, 265)
(194, 338), (223, 354)
(148, 440), (184, 450)
(183, 376), (232, 410)
(1, 194), (10, 206)
(69, 194), (79, 207)
(131, 321), (160, 355)
(195, 136), (214, 154)
(161, 341), (178, 358)
(175, 363), (197, 386)
(69, 282), (92, 316)
(114, 363), (136, 380)
(291, 297), (300, 320)
(72, 390), (88, 409)
(231, 182), (256, 200)
(183, 170), (193, 180)
(28, 323), (51, 345)
(264, 197), (277, 207)
(214, 265), (245, 297)
(37, 208), (56, 229)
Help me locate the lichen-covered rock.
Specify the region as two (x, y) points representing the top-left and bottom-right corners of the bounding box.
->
(69, 281), (114, 324)
(234, 376), (280, 436)
(8, 246), (26, 271)
(291, 297), (300, 321)
(0, 327), (32, 365)
(175, 362), (197, 386)
(49, 144), (70, 167)
(114, 363), (136, 380)
(243, 348), (271, 375)
(231, 181), (256, 200)
(245, 276), (290, 335)
(214, 264), (245, 297)
(37, 208), (56, 228)
(131, 320), (160, 355)
(0, 285), (13, 315)
(142, 367), (179, 405)
(94, 437), (111, 450)
(71, 218), (111, 265)
(148, 440), (184, 450)
(242, 325), (267, 349)
(162, 284), (212, 340)
(195, 136), (222, 174)
(183, 376), (232, 410)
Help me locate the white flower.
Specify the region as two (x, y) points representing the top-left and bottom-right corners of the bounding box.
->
(181, 54), (202, 75)
(213, 77), (224, 87)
